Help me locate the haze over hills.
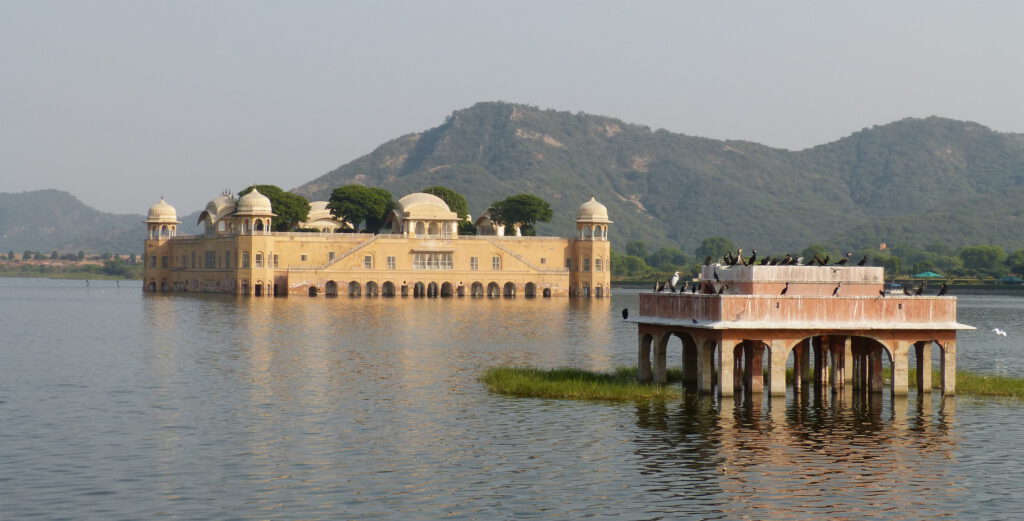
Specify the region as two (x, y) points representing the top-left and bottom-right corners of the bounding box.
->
(295, 102), (1024, 253)
(4, 102), (1024, 255)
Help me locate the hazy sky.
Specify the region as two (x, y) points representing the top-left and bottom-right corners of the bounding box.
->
(2, 1), (1021, 214)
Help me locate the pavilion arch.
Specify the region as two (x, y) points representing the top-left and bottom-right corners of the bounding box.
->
(414, 281), (426, 297)
(542, 288), (551, 298)
(254, 219), (265, 231)
(382, 281), (396, 297)
(524, 282), (537, 297)
(503, 282), (516, 297)
(470, 282), (484, 297)
(308, 286), (318, 297)
(366, 281), (379, 296)
(487, 282), (500, 298)
(427, 281), (439, 297)
(440, 282), (454, 298)
(415, 222), (425, 237)
(348, 281), (362, 296)
(325, 280), (338, 296)
(638, 334), (656, 382)
(658, 331), (700, 384)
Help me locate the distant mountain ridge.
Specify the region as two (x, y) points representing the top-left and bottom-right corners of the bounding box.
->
(0, 190), (144, 253)
(295, 102), (1024, 252)
(4, 102), (1024, 255)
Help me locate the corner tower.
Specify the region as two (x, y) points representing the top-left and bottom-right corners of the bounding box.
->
(143, 198), (180, 292)
(571, 196), (612, 297)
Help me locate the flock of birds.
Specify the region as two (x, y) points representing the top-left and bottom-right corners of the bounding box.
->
(646, 248), (950, 298)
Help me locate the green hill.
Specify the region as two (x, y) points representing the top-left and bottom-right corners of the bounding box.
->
(0, 190), (143, 254)
(294, 102), (1024, 253)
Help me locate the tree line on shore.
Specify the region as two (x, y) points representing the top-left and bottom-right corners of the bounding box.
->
(613, 236), (1024, 283)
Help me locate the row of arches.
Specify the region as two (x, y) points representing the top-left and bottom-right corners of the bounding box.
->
(578, 224), (609, 241)
(312, 280), (552, 298)
(637, 329), (955, 396)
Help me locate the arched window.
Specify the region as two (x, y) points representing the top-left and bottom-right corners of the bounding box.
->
(255, 219), (264, 232)
(415, 222), (425, 237)
(583, 226), (592, 239)
(255, 253), (263, 268)
(160, 225), (170, 238)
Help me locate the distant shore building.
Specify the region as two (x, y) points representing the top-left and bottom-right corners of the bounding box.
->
(143, 190), (612, 298)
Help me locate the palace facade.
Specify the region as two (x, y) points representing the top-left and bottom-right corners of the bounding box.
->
(143, 190), (612, 298)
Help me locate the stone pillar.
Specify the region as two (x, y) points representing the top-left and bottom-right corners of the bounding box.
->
(719, 340), (735, 397)
(941, 340), (957, 395)
(734, 345), (744, 391)
(891, 341), (909, 396)
(829, 337), (842, 393)
(769, 340), (788, 396)
(842, 336), (853, 384)
(747, 342), (764, 393)
(799, 339), (811, 384)
(869, 345), (884, 393)
(653, 335), (668, 384)
(813, 337), (825, 388)
(916, 341), (932, 393)
(793, 341), (805, 391)
(682, 343), (698, 383)
(697, 340), (715, 393)
(638, 333), (652, 383)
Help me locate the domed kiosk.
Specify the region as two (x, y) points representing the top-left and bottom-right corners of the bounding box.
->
(571, 196), (613, 297)
(387, 192), (459, 238)
(234, 188), (276, 233)
(145, 198), (180, 240)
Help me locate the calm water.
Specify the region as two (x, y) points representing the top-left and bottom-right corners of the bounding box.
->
(2, 278), (1024, 520)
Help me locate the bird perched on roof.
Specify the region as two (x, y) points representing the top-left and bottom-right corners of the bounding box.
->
(747, 249), (757, 266)
(704, 256), (712, 266)
(794, 256), (804, 266)
(821, 254), (831, 266)
(836, 252), (853, 265)
(718, 284), (729, 295)
(781, 282), (790, 295)
(813, 254), (825, 266)
(833, 282), (842, 296)
(691, 282), (699, 294)
(937, 283), (949, 296)
(879, 289), (886, 298)
(857, 255), (868, 266)
(656, 281), (667, 293)
(903, 287), (913, 296)
(692, 318), (698, 324)
(760, 257), (770, 265)
(621, 308), (629, 320)
(915, 283), (925, 296)
(669, 272), (680, 293)
(713, 269), (720, 282)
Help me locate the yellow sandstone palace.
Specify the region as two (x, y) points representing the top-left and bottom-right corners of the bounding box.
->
(143, 190), (612, 298)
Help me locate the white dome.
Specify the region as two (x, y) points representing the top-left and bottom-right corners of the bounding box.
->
(145, 198), (180, 223)
(236, 188), (274, 215)
(576, 196), (611, 223)
(396, 192), (451, 213)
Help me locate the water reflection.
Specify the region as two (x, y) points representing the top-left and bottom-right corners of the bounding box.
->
(632, 391), (964, 519)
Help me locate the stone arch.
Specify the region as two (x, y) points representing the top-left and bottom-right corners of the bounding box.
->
(348, 281), (362, 296)
(366, 281), (379, 296)
(542, 287), (552, 298)
(415, 222), (425, 237)
(160, 225), (170, 238)
(382, 281), (396, 297)
(661, 331), (699, 384)
(471, 281), (484, 297)
(254, 281), (264, 297)
(487, 282), (500, 298)
(414, 281), (426, 297)
(254, 219), (264, 231)
(595, 284), (605, 298)
(428, 222), (439, 236)
(440, 282), (454, 297)
(325, 280), (338, 296)
(583, 225), (592, 239)
(524, 282), (536, 297)
(426, 281), (439, 297)
(503, 282), (516, 297)
(308, 286), (318, 297)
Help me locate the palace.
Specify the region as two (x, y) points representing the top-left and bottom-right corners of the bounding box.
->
(143, 190), (612, 298)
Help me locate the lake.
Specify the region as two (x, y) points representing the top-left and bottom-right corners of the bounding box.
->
(2, 278), (1024, 520)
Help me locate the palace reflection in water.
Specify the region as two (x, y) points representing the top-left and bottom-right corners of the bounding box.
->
(3, 279), (1021, 520)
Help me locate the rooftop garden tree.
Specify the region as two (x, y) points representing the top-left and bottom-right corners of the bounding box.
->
(487, 194), (553, 235)
(327, 185), (394, 233)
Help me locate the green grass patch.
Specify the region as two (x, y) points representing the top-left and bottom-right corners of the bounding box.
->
(481, 366), (684, 401)
(485, 366), (1024, 401)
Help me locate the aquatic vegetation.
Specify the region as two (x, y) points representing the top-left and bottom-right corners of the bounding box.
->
(485, 366), (1024, 401)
